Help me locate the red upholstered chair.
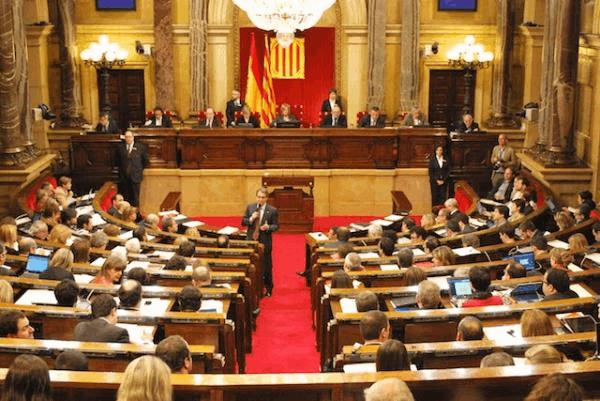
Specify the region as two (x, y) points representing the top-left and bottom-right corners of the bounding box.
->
(356, 111), (367, 126)
(591, 209), (600, 220)
(100, 187), (117, 212)
(453, 180), (480, 215)
(25, 176), (57, 212)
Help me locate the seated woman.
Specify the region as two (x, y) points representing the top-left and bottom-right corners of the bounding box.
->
(0, 224), (18, 255)
(121, 206), (138, 224)
(92, 254), (126, 285)
(236, 105), (260, 128)
(54, 176), (74, 209)
(508, 198), (527, 223)
(270, 103), (298, 127)
(376, 339), (411, 371)
(48, 224), (72, 246)
(40, 248), (75, 281)
(431, 245), (455, 267)
(554, 211), (575, 232)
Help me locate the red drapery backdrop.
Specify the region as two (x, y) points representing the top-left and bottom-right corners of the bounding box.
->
(239, 27), (336, 126)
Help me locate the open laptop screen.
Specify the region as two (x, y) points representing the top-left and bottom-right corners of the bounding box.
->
(447, 278), (472, 298)
(503, 252), (536, 271)
(26, 254), (49, 273)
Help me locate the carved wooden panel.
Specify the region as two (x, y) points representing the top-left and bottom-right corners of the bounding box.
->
(70, 135), (120, 193)
(449, 133), (496, 195)
(133, 129), (178, 168)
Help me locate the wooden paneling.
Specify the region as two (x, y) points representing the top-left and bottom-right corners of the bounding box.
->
(99, 69), (146, 129)
(429, 69), (476, 130)
(70, 135), (120, 194)
(449, 133), (496, 195)
(133, 129), (178, 168)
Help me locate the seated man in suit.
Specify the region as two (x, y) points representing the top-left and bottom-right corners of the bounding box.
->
(144, 106), (173, 128)
(356, 291), (379, 312)
(55, 350), (89, 371)
(0, 310), (34, 339)
(415, 280), (442, 309)
(192, 264), (212, 288)
(74, 294), (130, 343)
(456, 316), (484, 341)
(402, 106), (428, 127)
(118, 280), (143, 311)
(95, 112), (120, 133)
(456, 113), (480, 133)
(54, 279), (80, 307)
(155, 335), (193, 374)
(542, 268), (579, 301)
(359, 310), (390, 346)
(358, 106), (386, 128)
(178, 285), (202, 312)
(225, 89), (245, 127)
(488, 167), (515, 203)
(107, 193), (124, 217)
(235, 105), (260, 128)
(321, 88), (342, 113)
(270, 103), (299, 127)
(195, 107), (221, 129)
(320, 105), (347, 128)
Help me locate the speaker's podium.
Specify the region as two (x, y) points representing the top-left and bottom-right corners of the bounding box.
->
(262, 176), (314, 233)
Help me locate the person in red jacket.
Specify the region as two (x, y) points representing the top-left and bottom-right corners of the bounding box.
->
(462, 266), (504, 308)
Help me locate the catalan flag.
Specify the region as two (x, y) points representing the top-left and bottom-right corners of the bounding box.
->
(244, 33), (263, 121)
(261, 34), (277, 128)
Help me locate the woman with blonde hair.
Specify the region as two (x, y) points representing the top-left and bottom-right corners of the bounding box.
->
(431, 245), (455, 266)
(524, 344), (566, 365)
(117, 355), (172, 401)
(0, 280), (13, 303)
(48, 224), (71, 246)
(405, 266), (427, 286)
(554, 211), (575, 232)
(568, 233), (589, 254)
(40, 248), (75, 281)
(184, 227), (200, 238)
(520, 309), (555, 337)
(420, 213), (435, 230)
(0, 224), (18, 255)
(122, 206), (138, 223)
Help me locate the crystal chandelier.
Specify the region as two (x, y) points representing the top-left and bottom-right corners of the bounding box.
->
(80, 34), (128, 68)
(232, 0), (336, 48)
(447, 35), (493, 70)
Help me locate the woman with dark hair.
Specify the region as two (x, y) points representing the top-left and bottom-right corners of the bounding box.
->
(1, 354), (51, 401)
(428, 145), (450, 206)
(578, 190), (596, 210)
(376, 339), (411, 371)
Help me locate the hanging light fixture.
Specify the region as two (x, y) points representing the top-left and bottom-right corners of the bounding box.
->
(232, 0), (336, 48)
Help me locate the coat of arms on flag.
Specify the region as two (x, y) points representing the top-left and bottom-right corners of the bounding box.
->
(270, 37), (305, 79)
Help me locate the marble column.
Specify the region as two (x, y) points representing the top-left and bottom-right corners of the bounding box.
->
(543, 0), (580, 165)
(189, 0), (209, 115)
(399, 0), (419, 112)
(55, 0), (87, 128)
(486, 0), (520, 128)
(534, 0), (558, 154)
(0, 0), (35, 167)
(366, 0), (386, 109)
(154, 0), (175, 111)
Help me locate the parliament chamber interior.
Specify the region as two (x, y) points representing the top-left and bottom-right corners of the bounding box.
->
(0, 0), (599, 400)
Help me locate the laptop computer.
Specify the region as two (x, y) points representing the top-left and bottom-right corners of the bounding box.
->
(510, 282), (543, 303)
(447, 277), (473, 306)
(26, 254), (49, 274)
(503, 252), (536, 271)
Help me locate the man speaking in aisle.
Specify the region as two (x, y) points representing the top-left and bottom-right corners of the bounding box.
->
(242, 188), (279, 297)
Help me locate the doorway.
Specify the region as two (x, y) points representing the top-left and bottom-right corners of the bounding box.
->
(97, 69), (145, 129)
(428, 69), (476, 130)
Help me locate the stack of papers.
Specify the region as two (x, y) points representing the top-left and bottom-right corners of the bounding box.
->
(73, 274), (95, 284)
(126, 260), (150, 272)
(396, 237), (411, 244)
(76, 205), (94, 217)
(16, 289), (57, 306)
(411, 248), (425, 256)
(571, 284), (593, 298)
(584, 253), (600, 265)
(217, 226), (239, 235)
(15, 216), (31, 226)
(359, 252), (379, 259)
(158, 210), (178, 217)
(343, 363), (376, 373)
(434, 228), (447, 237)
(116, 323), (155, 345)
(370, 219), (393, 227)
(174, 214), (188, 221)
(567, 263), (583, 272)
(483, 324), (522, 342)
(183, 220), (204, 228)
(480, 199), (504, 207)
(453, 246), (481, 257)
(380, 264), (400, 271)
(90, 213), (106, 227)
(547, 239), (569, 250)
(469, 218), (487, 228)
(151, 250), (175, 260)
(118, 231), (133, 240)
(340, 298), (358, 313)
(309, 232), (328, 241)
(384, 214), (404, 222)
(91, 257), (106, 267)
(199, 299), (224, 313)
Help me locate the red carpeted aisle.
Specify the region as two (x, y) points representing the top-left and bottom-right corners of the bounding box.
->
(197, 216), (380, 373)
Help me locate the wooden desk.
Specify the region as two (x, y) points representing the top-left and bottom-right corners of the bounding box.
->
(262, 176), (314, 232)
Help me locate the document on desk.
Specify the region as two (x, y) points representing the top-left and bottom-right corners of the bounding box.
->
(434, 228), (447, 237)
(91, 257), (106, 267)
(340, 298), (358, 313)
(199, 299), (224, 314)
(480, 198), (504, 207)
(16, 289), (57, 306)
(158, 210), (178, 217)
(343, 363), (376, 373)
(584, 253), (600, 265)
(396, 237), (411, 244)
(370, 219), (393, 227)
(151, 250), (175, 260)
(126, 260), (150, 272)
(140, 298), (172, 315)
(359, 252), (380, 260)
(90, 213), (107, 227)
(309, 232), (328, 241)
(428, 276), (451, 291)
(174, 214), (188, 221)
(380, 264), (400, 271)
(118, 231), (133, 240)
(116, 323), (155, 345)
(411, 248), (425, 256)
(453, 246), (481, 257)
(547, 239), (569, 250)
(76, 205), (94, 217)
(183, 220), (204, 228)
(483, 324), (522, 342)
(384, 214), (404, 222)
(571, 284), (593, 298)
(73, 274), (95, 284)
(469, 218), (487, 228)
(217, 226), (239, 235)
(567, 263), (583, 272)
(16, 216), (31, 226)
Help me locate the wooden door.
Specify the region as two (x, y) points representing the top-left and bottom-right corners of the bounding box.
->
(428, 69), (476, 130)
(98, 69), (145, 129)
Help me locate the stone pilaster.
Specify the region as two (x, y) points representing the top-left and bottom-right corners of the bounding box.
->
(189, 0), (209, 115)
(399, 0), (419, 112)
(154, 0), (175, 111)
(366, 0), (386, 109)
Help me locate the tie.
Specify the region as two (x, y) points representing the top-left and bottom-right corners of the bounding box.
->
(207, 119), (212, 127)
(332, 118), (337, 126)
(371, 119), (375, 127)
(127, 144), (132, 154)
(252, 205), (261, 241)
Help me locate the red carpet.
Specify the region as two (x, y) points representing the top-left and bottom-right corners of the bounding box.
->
(196, 216), (388, 373)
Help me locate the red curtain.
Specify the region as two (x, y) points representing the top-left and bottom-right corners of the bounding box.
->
(239, 27), (336, 126)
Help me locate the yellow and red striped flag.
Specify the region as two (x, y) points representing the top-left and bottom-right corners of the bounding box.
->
(261, 34), (277, 128)
(244, 33), (263, 121)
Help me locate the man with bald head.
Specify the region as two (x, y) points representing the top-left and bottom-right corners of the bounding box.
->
(226, 89), (245, 127)
(197, 107), (221, 128)
(118, 280), (143, 310)
(320, 105), (347, 128)
(117, 130), (148, 207)
(192, 263), (212, 288)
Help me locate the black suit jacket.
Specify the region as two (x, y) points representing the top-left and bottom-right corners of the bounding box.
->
(74, 318), (130, 343)
(146, 116), (173, 128)
(321, 99), (342, 113)
(543, 290), (579, 301)
(358, 115), (385, 128)
(194, 118), (222, 129)
(117, 141), (149, 184)
(39, 267), (75, 281)
(236, 115), (260, 128)
(456, 121), (480, 133)
(320, 114), (347, 128)
(428, 157), (450, 183)
(95, 120), (120, 134)
(226, 99), (245, 126)
(241, 203), (279, 251)
(488, 179), (514, 203)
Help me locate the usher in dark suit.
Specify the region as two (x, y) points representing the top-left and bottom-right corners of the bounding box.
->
(74, 318), (130, 343)
(95, 119), (120, 134)
(118, 140), (149, 207)
(320, 114), (347, 128)
(428, 155), (450, 206)
(321, 99), (342, 113)
(226, 99), (245, 126)
(241, 203), (279, 293)
(358, 115), (386, 128)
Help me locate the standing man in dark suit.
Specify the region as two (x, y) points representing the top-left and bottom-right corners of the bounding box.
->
(118, 131), (148, 207)
(226, 90), (245, 127)
(242, 187), (279, 297)
(95, 112), (120, 133)
(74, 294), (130, 343)
(358, 106), (386, 128)
(320, 88), (342, 113)
(320, 105), (347, 128)
(428, 145), (450, 206)
(144, 107), (173, 128)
